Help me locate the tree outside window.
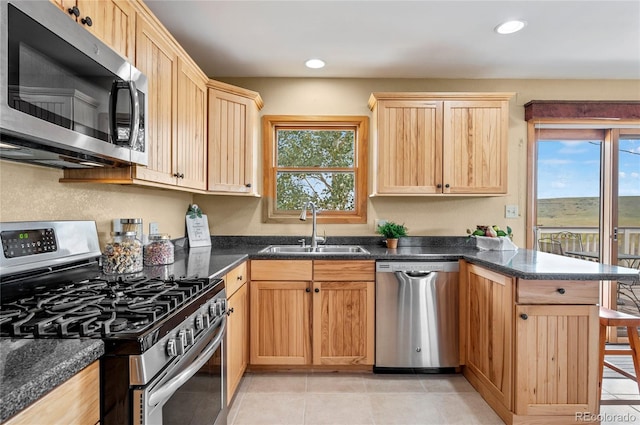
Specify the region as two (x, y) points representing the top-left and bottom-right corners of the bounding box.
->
(263, 116), (368, 223)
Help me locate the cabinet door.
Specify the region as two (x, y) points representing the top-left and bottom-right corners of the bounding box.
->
(208, 89), (257, 193)
(134, 15), (178, 185)
(176, 57), (207, 190)
(375, 100), (443, 194)
(250, 281), (311, 365)
(465, 264), (513, 410)
(312, 281), (375, 365)
(443, 100), (508, 194)
(76, 0), (136, 62)
(226, 282), (248, 405)
(514, 304), (599, 416)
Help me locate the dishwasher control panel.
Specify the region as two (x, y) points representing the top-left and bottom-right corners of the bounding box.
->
(376, 261), (459, 273)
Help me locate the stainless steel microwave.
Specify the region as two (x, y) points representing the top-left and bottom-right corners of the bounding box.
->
(0, 0), (148, 168)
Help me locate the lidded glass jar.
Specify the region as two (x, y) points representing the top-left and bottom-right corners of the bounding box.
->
(120, 218), (143, 241)
(144, 234), (174, 266)
(102, 231), (143, 274)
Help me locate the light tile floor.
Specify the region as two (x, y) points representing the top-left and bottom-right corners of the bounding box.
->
(227, 371), (640, 425)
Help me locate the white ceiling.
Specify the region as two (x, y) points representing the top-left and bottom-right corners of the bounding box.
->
(144, 0), (640, 80)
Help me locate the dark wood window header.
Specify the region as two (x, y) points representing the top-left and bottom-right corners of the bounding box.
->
(524, 100), (640, 121)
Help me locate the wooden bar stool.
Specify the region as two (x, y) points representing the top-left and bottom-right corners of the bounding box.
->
(598, 307), (640, 403)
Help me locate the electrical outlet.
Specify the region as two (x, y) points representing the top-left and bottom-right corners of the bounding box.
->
(505, 205), (519, 218)
(149, 222), (160, 235)
(375, 219), (387, 228)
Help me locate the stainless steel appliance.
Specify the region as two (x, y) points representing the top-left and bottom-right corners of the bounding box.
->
(0, 221), (226, 425)
(375, 261), (459, 372)
(0, 0), (148, 168)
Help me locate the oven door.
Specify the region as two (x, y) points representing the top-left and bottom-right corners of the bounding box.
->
(134, 316), (227, 425)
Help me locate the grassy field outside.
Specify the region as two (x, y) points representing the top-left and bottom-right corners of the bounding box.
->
(537, 196), (640, 227)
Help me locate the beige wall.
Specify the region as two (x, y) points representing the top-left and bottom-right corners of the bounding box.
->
(0, 162), (192, 245)
(1, 78), (638, 247)
(194, 78), (640, 246)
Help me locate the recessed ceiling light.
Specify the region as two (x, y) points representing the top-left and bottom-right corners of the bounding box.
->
(305, 58), (325, 69)
(495, 20), (527, 35)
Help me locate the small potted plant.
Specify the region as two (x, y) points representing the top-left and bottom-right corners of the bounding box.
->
(376, 221), (407, 249)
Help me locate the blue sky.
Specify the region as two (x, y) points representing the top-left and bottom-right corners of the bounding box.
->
(537, 139), (640, 199)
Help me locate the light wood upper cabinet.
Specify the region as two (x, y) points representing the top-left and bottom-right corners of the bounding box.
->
(50, 0), (136, 62)
(134, 13), (178, 186)
(176, 57), (207, 190)
(208, 80), (264, 195)
(249, 260), (375, 367)
(369, 92), (513, 196)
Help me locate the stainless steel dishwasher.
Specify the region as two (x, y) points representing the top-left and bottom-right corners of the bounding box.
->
(375, 261), (459, 372)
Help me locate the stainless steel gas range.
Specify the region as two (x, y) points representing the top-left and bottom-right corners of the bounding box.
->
(0, 221), (227, 425)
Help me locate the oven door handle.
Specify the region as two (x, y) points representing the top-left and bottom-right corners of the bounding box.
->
(148, 316), (226, 407)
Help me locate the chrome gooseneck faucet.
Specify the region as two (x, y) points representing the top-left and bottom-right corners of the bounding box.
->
(299, 201), (323, 248)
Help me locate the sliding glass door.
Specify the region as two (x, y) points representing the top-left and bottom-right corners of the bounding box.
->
(614, 131), (640, 319)
(532, 127), (640, 340)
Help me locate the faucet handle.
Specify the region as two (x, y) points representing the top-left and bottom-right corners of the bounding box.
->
(298, 238), (306, 247)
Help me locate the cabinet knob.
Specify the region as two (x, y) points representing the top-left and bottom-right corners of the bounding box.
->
(557, 288), (566, 294)
(237, 275), (243, 280)
(245, 183), (252, 188)
(81, 16), (93, 27)
(445, 183), (450, 188)
(226, 307), (234, 316)
(436, 184), (442, 188)
(67, 6), (80, 17)
(520, 313), (528, 320)
(305, 287), (311, 293)
(314, 288), (320, 293)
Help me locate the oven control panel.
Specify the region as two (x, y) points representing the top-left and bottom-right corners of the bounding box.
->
(1, 228), (57, 258)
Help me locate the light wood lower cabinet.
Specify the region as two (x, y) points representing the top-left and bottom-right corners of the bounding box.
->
(461, 261), (600, 424)
(226, 277), (248, 405)
(463, 263), (513, 411)
(514, 304), (599, 417)
(249, 260), (375, 367)
(3, 360), (99, 425)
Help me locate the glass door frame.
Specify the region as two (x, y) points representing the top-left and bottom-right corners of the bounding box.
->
(526, 120), (640, 342)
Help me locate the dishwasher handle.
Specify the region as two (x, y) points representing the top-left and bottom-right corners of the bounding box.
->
(397, 271), (433, 278)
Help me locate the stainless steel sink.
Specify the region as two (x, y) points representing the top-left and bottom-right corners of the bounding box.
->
(259, 245), (370, 254)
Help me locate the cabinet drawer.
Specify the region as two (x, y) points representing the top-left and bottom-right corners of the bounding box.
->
(251, 260), (313, 281)
(313, 260), (375, 281)
(226, 262), (247, 297)
(517, 280), (599, 304)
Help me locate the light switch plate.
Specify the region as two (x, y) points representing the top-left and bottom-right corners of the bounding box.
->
(505, 205), (519, 218)
(149, 222), (160, 235)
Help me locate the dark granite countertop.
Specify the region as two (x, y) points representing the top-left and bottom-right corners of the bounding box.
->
(0, 338), (104, 422)
(206, 235), (640, 283)
(5, 235), (638, 421)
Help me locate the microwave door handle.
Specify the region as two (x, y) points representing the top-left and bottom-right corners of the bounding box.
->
(108, 80), (120, 145)
(147, 315), (226, 407)
(128, 80), (140, 148)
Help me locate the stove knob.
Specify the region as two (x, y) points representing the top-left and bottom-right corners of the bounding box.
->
(178, 330), (187, 348)
(209, 302), (216, 317)
(166, 338), (184, 357)
(202, 314), (211, 328)
(215, 301), (224, 316)
(184, 328), (195, 345)
(195, 314), (204, 330)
